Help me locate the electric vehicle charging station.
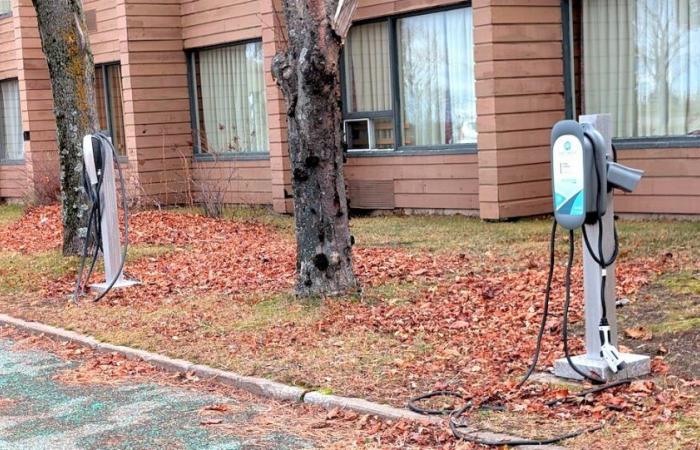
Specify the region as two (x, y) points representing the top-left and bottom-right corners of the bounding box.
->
(550, 114), (649, 382)
(75, 133), (136, 301)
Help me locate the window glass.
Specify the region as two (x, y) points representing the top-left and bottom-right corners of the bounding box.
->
(583, 0), (700, 138)
(0, 79), (23, 161)
(344, 22), (392, 113)
(194, 42), (268, 154)
(398, 8), (476, 146)
(95, 64), (127, 156)
(0, 1), (10, 15)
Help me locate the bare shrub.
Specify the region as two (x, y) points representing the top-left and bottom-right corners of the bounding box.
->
(26, 162), (61, 205)
(195, 151), (238, 219)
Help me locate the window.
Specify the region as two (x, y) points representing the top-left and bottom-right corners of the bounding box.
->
(0, 0), (11, 16)
(0, 79), (23, 162)
(189, 41), (269, 155)
(95, 64), (127, 156)
(579, 0), (700, 139)
(342, 6), (476, 151)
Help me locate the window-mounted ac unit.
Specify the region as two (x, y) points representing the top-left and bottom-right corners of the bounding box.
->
(344, 118), (376, 150)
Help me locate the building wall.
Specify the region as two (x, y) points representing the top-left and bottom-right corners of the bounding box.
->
(84, 0), (120, 63)
(473, 0), (566, 220)
(0, 14), (26, 200)
(616, 148), (700, 215)
(1, 0), (698, 217)
(0, 15), (17, 79)
(181, 0), (261, 48)
(12, 0), (59, 202)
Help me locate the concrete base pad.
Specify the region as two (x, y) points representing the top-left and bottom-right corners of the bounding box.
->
(554, 353), (650, 382)
(91, 278), (139, 292)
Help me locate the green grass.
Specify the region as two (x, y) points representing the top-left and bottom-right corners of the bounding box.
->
(0, 251), (78, 294)
(660, 271), (700, 295)
(0, 204), (24, 227)
(350, 214), (553, 254)
(233, 293), (322, 332)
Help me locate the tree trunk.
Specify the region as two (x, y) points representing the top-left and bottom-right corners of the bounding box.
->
(33, 0), (99, 256)
(272, 0), (358, 297)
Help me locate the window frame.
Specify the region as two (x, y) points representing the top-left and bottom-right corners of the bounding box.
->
(186, 38), (271, 162)
(95, 62), (127, 160)
(561, 0), (700, 150)
(341, 2), (477, 157)
(0, 77), (24, 164)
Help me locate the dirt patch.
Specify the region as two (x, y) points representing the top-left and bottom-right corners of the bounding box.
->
(619, 272), (700, 380)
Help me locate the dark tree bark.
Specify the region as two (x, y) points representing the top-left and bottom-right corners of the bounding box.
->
(272, 0), (358, 297)
(33, 0), (99, 256)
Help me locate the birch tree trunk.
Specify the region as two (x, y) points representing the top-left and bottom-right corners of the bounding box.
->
(33, 0), (99, 256)
(272, 0), (358, 297)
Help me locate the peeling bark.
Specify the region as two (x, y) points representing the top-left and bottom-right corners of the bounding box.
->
(33, 0), (98, 256)
(272, 0), (357, 297)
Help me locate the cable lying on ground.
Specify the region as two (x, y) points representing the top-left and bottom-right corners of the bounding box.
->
(408, 220), (630, 446)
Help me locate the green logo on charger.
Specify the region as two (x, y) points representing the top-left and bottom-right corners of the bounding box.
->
(564, 141), (572, 151)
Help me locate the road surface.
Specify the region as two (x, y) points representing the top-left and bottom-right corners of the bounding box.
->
(0, 337), (317, 449)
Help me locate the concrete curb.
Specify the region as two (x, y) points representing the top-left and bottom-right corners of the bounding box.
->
(0, 314), (566, 448)
(0, 314), (436, 424)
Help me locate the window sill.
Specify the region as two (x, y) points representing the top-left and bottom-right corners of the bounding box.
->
(613, 136), (700, 150)
(193, 152), (270, 162)
(0, 13), (12, 20)
(347, 144), (477, 158)
(0, 159), (25, 166)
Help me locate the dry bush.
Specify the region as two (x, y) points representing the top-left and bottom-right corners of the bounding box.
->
(195, 151), (239, 219)
(26, 164), (61, 205)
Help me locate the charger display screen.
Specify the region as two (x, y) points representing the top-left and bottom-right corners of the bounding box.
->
(552, 134), (584, 217)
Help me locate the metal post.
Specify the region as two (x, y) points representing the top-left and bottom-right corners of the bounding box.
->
(579, 114), (618, 356)
(553, 114), (650, 382)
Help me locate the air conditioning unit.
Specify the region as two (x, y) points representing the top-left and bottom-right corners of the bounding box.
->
(344, 118), (375, 150)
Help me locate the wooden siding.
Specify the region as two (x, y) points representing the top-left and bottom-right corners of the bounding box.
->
(474, 0), (566, 219)
(346, 154), (479, 212)
(355, 0), (465, 20)
(191, 158), (272, 205)
(261, 0), (291, 212)
(0, 164), (26, 199)
(14, 0), (58, 199)
(117, 0), (192, 203)
(181, 0), (261, 49)
(84, 0), (120, 63)
(614, 148), (700, 215)
(0, 15), (17, 80)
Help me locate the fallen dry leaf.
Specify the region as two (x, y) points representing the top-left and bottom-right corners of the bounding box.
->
(624, 326), (653, 341)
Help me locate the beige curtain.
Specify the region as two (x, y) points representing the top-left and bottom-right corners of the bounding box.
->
(0, 79), (23, 161)
(344, 22), (391, 113)
(199, 42), (268, 153)
(584, 0), (700, 137)
(398, 8), (476, 146)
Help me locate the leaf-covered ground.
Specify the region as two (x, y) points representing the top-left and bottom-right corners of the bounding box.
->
(0, 204), (698, 449)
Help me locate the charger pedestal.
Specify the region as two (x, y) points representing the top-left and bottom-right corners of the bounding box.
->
(85, 135), (137, 292)
(553, 114), (650, 382)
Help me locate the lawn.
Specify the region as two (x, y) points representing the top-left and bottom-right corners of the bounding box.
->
(0, 203), (697, 448)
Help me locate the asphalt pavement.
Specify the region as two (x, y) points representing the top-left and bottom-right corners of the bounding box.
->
(0, 338), (315, 450)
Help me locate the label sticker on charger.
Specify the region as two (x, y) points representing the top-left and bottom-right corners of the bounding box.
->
(552, 134), (584, 217)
